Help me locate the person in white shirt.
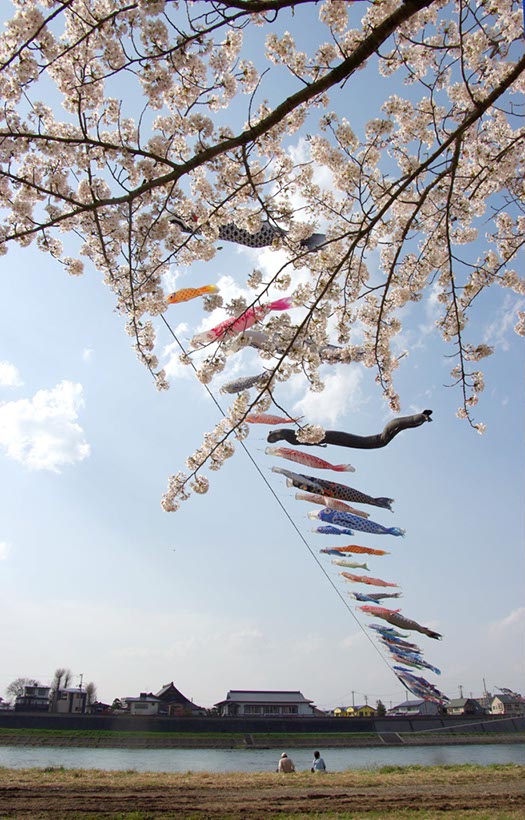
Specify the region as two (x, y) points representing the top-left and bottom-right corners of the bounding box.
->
(277, 752), (296, 772)
(311, 750), (327, 773)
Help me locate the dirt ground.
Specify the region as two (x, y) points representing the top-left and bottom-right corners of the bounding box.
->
(0, 767), (523, 818)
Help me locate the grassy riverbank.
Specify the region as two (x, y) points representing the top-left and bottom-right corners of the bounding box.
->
(0, 763), (523, 818)
(0, 726), (523, 748)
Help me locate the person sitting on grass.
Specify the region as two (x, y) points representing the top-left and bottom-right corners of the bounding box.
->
(277, 753), (296, 773)
(311, 750), (327, 773)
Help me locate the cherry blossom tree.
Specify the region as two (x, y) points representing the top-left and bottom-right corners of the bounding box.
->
(0, 0), (523, 511)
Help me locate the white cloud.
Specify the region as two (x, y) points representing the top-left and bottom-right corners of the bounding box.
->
(162, 266), (183, 295)
(488, 606), (525, 636)
(417, 282), (441, 338)
(0, 541), (11, 560)
(82, 348), (93, 363)
(291, 367), (365, 426)
(0, 360), (23, 388)
(483, 295), (525, 352)
(0, 380), (90, 472)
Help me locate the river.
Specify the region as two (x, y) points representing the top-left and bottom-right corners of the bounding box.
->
(0, 744), (523, 773)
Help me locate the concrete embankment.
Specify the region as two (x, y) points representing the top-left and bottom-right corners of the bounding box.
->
(0, 732), (522, 749)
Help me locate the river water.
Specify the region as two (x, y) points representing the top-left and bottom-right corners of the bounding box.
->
(0, 744), (523, 773)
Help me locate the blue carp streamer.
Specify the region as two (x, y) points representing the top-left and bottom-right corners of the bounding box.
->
(309, 507), (405, 537)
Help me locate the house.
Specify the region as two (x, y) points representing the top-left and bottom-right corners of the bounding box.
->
(214, 690), (317, 717)
(334, 704), (376, 718)
(123, 693), (162, 716)
(387, 699), (440, 717)
(89, 700), (112, 714)
(445, 698), (485, 716)
(489, 695), (525, 717)
(14, 685), (50, 712)
(346, 704), (376, 718)
(155, 682), (206, 716)
(54, 687), (88, 714)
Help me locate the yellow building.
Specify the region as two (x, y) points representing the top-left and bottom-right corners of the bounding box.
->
(334, 704), (376, 718)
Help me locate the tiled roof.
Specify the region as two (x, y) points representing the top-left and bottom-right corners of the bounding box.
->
(219, 690), (313, 704)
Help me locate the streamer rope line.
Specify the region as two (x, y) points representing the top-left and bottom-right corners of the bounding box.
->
(159, 313), (396, 675)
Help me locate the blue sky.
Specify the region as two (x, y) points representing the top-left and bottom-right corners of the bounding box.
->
(0, 1), (523, 712)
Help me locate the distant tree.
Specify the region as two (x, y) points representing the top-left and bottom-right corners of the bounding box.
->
(49, 667), (73, 710)
(375, 699), (387, 717)
(5, 677), (41, 700)
(84, 682), (97, 706)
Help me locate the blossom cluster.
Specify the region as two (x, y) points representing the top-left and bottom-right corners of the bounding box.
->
(0, 0), (523, 507)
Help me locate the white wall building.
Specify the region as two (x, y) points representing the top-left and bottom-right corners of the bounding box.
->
(214, 690), (317, 717)
(123, 693), (161, 716)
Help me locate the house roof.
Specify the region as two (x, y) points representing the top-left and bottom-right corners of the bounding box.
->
(123, 694), (161, 703)
(154, 682), (205, 711)
(59, 688), (87, 695)
(447, 698), (481, 708)
(216, 690), (313, 706)
(492, 694), (524, 704)
(390, 699), (426, 710)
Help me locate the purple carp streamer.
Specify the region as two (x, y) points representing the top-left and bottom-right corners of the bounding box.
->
(358, 606), (442, 640)
(271, 466), (394, 510)
(349, 591), (393, 604)
(394, 668), (448, 703)
(267, 411), (433, 449)
(380, 636), (420, 652)
(296, 492), (369, 518)
(220, 372), (269, 394)
(309, 507), (405, 536)
(368, 624), (409, 639)
(389, 650), (441, 676)
(266, 447), (355, 472)
(351, 591), (402, 602)
(171, 215), (325, 251)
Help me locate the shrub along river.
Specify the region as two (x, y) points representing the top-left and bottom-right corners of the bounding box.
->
(0, 743), (523, 772)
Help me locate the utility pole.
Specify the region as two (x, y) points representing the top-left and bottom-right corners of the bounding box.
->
(78, 673), (84, 691)
(364, 694), (368, 705)
(459, 684), (463, 699)
(352, 690), (355, 708)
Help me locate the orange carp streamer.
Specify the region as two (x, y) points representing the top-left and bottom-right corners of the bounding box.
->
(166, 284), (219, 304)
(321, 544), (390, 556)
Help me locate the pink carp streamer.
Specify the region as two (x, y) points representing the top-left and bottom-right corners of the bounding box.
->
(246, 413), (300, 425)
(341, 572), (398, 588)
(191, 297), (293, 347)
(295, 492), (369, 518)
(266, 446), (355, 472)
